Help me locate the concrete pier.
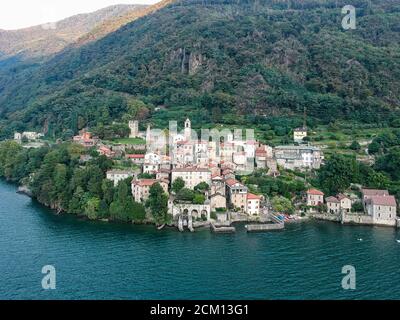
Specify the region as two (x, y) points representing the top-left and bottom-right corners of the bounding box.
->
(246, 223), (284, 232)
(211, 223), (236, 234)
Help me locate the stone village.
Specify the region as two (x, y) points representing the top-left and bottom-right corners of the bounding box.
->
(15, 119), (399, 232)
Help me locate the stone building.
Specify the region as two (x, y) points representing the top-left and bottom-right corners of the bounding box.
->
(210, 194), (227, 211)
(361, 189), (389, 209)
(326, 193), (352, 214)
(365, 194), (397, 226)
(129, 120), (139, 138)
(132, 179), (169, 203)
(274, 145), (323, 170)
(226, 179), (248, 212)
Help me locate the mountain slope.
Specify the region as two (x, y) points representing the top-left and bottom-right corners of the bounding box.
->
(76, 0), (175, 46)
(0, 4), (148, 61)
(0, 0), (399, 139)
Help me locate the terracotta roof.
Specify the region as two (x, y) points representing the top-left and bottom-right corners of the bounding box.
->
(172, 168), (210, 173)
(127, 154), (145, 159)
(307, 189), (324, 196)
(256, 147), (267, 156)
(132, 179), (157, 187)
(247, 193), (261, 200)
(225, 179), (239, 186)
(369, 195), (397, 207)
(326, 196), (340, 203)
(362, 189), (389, 197)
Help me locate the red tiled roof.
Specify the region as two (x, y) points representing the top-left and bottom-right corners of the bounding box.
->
(369, 195), (397, 207)
(226, 179), (243, 187)
(247, 193), (261, 200)
(172, 168), (210, 173)
(127, 154), (145, 159)
(307, 189), (324, 196)
(132, 179), (158, 187)
(225, 179), (238, 186)
(362, 189), (389, 197)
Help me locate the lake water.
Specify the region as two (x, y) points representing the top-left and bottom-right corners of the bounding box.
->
(0, 180), (399, 300)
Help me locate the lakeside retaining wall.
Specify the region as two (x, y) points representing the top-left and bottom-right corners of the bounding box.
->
(312, 212), (398, 227)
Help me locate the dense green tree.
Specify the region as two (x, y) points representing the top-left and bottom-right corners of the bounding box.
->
(349, 141), (361, 151)
(376, 147), (400, 181)
(176, 188), (195, 202)
(318, 154), (359, 195)
(85, 197), (101, 220)
(147, 183), (169, 225)
(194, 182), (210, 193)
(172, 177), (185, 194)
(271, 196), (294, 215)
(101, 179), (115, 205)
(193, 194), (206, 205)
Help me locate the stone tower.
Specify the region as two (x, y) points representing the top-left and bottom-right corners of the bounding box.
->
(146, 124), (152, 146)
(129, 121), (139, 138)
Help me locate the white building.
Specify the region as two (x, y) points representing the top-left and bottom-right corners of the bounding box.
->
(247, 193), (261, 215)
(106, 170), (137, 187)
(294, 127), (308, 143)
(143, 163), (159, 175)
(14, 131), (44, 141)
(145, 152), (161, 165)
(307, 189), (324, 207)
(171, 167), (211, 190)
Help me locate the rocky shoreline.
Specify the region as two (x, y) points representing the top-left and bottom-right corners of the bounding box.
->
(16, 185), (33, 197)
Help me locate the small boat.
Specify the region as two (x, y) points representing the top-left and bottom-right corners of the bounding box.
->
(358, 238), (363, 242)
(396, 240), (400, 243)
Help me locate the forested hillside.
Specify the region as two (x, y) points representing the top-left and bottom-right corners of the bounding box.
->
(0, 4), (147, 62)
(0, 0), (399, 139)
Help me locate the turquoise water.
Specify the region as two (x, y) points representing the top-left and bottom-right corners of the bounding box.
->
(0, 180), (400, 300)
